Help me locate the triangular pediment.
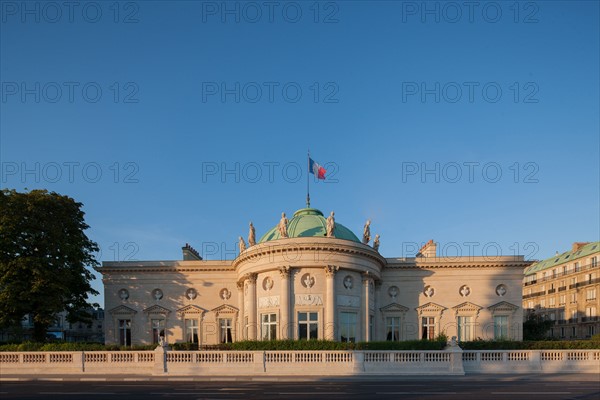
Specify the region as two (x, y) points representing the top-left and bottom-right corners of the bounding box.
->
(452, 302), (483, 314)
(380, 303), (409, 313)
(415, 302), (446, 315)
(143, 304), (171, 315)
(177, 305), (206, 315)
(108, 305), (137, 315)
(211, 304), (239, 315)
(488, 301), (519, 313)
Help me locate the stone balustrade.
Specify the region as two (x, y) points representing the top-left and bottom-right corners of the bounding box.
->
(1, 348), (599, 376)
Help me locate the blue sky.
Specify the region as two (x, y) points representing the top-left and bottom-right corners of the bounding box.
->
(1, 0), (599, 305)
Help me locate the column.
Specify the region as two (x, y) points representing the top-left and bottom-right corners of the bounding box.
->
(362, 272), (372, 342)
(373, 280), (381, 341)
(324, 265), (338, 340)
(278, 266), (290, 339)
(245, 273), (258, 340)
(236, 280), (245, 340)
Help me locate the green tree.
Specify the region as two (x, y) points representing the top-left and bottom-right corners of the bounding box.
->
(523, 311), (554, 341)
(0, 189), (99, 341)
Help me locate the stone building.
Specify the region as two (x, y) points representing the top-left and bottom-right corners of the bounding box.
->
(97, 207), (530, 346)
(523, 241), (599, 339)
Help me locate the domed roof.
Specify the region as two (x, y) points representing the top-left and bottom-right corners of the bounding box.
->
(258, 208), (360, 243)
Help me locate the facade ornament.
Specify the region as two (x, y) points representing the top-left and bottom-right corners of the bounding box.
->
(220, 288), (231, 300)
(388, 286), (399, 299)
(278, 212), (289, 238)
(460, 285), (470, 297)
(152, 288), (163, 301)
(373, 234), (380, 252)
(236, 281), (244, 291)
(185, 288), (197, 300)
(263, 276), (274, 291)
(326, 211), (335, 237)
(496, 284), (507, 297)
(119, 289), (129, 301)
(343, 275), (353, 289)
(362, 220), (371, 244)
(324, 265), (338, 278)
(301, 273), (315, 288)
(248, 222), (256, 247)
(238, 236), (246, 252)
(278, 265), (290, 278)
(244, 272), (258, 284)
(424, 285), (434, 297)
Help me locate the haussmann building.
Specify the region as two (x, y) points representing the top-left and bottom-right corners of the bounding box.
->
(97, 206), (531, 346)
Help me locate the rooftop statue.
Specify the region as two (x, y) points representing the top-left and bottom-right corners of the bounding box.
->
(238, 236), (246, 252)
(326, 211), (335, 237)
(248, 222), (256, 247)
(362, 220), (371, 244)
(278, 212), (289, 238)
(373, 234), (380, 252)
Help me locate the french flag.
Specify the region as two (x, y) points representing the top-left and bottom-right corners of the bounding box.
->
(309, 157), (326, 180)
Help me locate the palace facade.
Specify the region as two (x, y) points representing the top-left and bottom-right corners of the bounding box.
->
(97, 207), (530, 346)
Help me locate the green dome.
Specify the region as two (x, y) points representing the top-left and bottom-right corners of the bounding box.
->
(258, 208), (360, 243)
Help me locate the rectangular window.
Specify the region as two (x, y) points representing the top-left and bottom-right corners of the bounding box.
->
(421, 317), (435, 340)
(585, 307), (597, 317)
(570, 293), (577, 303)
(571, 326), (576, 338)
(457, 316), (472, 342)
(184, 318), (199, 344)
(588, 325), (595, 337)
(559, 310), (565, 320)
(151, 319), (165, 344)
(261, 313), (277, 341)
(575, 262), (581, 272)
(527, 301), (534, 309)
(220, 318), (233, 343)
(587, 288), (597, 301)
(592, 257), (598, 268)
(493, 315), (508, 340)
(369, 315), (374, 341)
(298, 312), (318, 340)
(549, 297), (556, 307)
(560, 327), (565, 338)
(550, 312), (555, 321)
(540, 299), (546, 308)
(386, 317), (401, 341)
(118, 319), (131, 346)
(339, 312), (357, 342)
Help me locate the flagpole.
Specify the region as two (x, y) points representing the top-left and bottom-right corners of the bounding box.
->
(306, 150), (310, 208)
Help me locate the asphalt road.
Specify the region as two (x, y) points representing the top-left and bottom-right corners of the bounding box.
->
(1, 374), (599, 400)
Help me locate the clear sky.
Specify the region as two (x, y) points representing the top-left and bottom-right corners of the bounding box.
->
(1, 0), (599, 306)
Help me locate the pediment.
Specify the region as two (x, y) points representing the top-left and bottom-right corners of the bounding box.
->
(452, 302), (483, 315)
(488, 301), (519, 313)
(177, 305), (206, 316)
(415, 302), (446, 315)
(380, 303), (409, 313)
(211, 304), (239, 315)
(108, 305), (137, 315)
(143, 304), (171, 315)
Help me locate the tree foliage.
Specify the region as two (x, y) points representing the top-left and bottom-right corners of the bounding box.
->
(0, 189), (99, 341)
(522, 312), (555, 341)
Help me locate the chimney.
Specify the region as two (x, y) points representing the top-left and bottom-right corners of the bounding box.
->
(416, 239), (437, 258)
(182, 243), (202, 261)
(572, 242), (589, 253)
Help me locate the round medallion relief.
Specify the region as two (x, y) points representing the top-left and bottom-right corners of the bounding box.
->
(118, 288), (129, 300)
(152, 288), (163, 301)
(496, 284), (507, 297)
(459, 285), (471, 297)
(423, 285), (435, 297)
(263, 276), (274, 291)
(220, 288), (232, 300)
(185, 288), (197, 300)
(343, 275), (353, 290)
(301, 273), (315, 288)
(388, 286), (399, 299)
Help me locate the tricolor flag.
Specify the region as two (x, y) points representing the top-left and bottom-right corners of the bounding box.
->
(309, 157), (326, 180)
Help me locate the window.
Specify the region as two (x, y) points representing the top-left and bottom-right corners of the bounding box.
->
(184, 319), (199, 344)
(261, 313), (277, 340)
(571, 277), (577, 285)
(570, 309), (577, 320)
(585, 307), (597, 318)
(386, 317), (401, 341)
(571, 326), (576, 338)
(552, 269), (557, 278)
(527, 301), (534, 309)
(549, 297), (556, 307)
(421, 317), (436, 340)
(151, 319), (165, 344)
(550, 312), (555, 321)
(457, 316), (473, 342)
(587, 288), (597, 301)
(588, 325), (595, 337)
(575, 262), (581, 272)
(339, 312), (357, 342)
(559, 310), (565, 320)
(298, 312), (318, 340)
(562, 266), (567, 274)
(369, 315), (374, 341)
(220, 318), (233, 343)
(560, 327), (565, 338)
(118, 319), (131, 346)
(540, 299), (546, 308)
(570, 293), (577, 303)
(592, 257), (598, 268)
(493, 315), (508, 339)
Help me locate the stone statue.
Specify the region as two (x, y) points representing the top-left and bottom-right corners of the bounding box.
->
(373, 234), (380, 252)
(326, 211), (335, 237)
(362, 220), (371, 244)
(248, 222), (256, 247)
(238, 236), (246, 252)
(278, 212), (289, 238)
